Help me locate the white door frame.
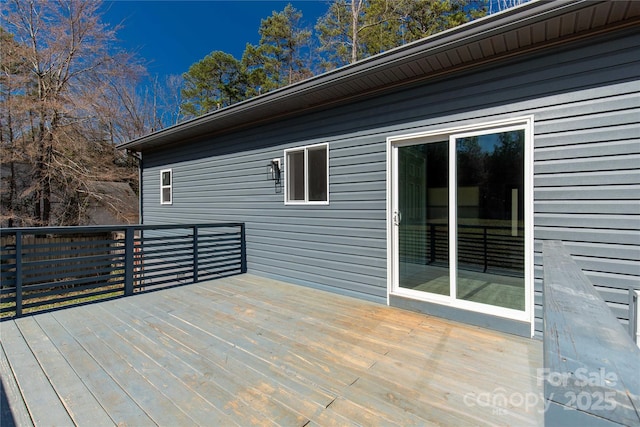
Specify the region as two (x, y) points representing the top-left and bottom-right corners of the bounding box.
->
(386, 116), (535, 332)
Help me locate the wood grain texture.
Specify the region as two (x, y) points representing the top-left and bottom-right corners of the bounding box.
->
(1, 274), (543, 426)
(0, 338), (34, 427)
(542, 240), (640, 426)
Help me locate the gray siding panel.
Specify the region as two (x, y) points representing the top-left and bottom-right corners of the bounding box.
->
(535, 200), (639, 215)
(535, 170), (640, 187)
(143, 28), (639, 338)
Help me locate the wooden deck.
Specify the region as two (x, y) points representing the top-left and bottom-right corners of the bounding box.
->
(0, 274), (543, 426)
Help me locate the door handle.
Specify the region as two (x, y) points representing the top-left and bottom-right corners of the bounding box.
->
(393, 211), (402, 226)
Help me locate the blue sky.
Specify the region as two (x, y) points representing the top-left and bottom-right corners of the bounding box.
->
(101, 1), (330, 78)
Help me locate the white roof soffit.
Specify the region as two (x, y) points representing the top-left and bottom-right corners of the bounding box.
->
(119, 0), (640, 152)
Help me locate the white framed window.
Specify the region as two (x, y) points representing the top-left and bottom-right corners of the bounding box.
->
(160, 169), (172, 205)
(284, 143), (329, 205)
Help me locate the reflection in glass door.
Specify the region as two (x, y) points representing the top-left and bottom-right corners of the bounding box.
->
(455, 129), (525, 311)
(394, 125), (527, 314)
(398, 142), (449, 295)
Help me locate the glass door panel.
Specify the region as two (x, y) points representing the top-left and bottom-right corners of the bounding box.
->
(398, 142), (449, 295)
(455, 130), (525, 310)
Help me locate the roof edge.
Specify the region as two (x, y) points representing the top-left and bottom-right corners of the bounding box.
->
(118, 0), (614, 152)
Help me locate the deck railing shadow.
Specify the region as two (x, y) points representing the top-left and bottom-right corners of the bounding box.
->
(0, 223), (246, 318)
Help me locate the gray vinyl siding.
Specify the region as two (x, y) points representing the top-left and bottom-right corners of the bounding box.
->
(142, 27), (639, 337)
(143, 134), (389, 303)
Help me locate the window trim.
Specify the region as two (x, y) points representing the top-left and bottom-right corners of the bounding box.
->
(284, 143), (329, 205)
(160, 168), (172, 205)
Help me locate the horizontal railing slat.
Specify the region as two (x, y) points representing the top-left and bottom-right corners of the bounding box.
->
(19, 252), (124, 269)
(22, 279), (124, 300)
(21, 288), (124, 310)
(21, 272), (125, 292)
(21, 261), (124, 279)
(19, 238), (118, 251)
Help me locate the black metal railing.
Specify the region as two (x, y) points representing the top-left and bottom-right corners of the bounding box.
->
(0, 223), (246, 318)
(400, 223), (524, 275)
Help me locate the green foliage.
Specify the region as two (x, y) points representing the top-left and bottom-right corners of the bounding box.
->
(254, 4), (312, 88)
(181, 51), (246, 117)
(358, 0), (404, 58)
(402, 0), (487, 41)
(181, 4), (313, 117)
(316, 0), (488, 70)
(180, 1), (488, 116)
(315, 0), (353, 69)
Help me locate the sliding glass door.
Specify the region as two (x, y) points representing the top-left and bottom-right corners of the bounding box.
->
(454, 129), (525, 311)
(391, 120), (531, 319)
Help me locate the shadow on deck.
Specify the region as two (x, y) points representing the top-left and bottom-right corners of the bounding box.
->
(0, 274), (543, 426)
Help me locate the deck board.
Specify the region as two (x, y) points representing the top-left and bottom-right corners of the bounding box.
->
(13, 317), (114, 427)
(0, 273), (543, 426)
(53, 308), (199, 426)
(32, 313), (157, 426)
(0, 338), (34, 427)
(1, 321), (74, 426)
(99, 297), (311, 425)
(66, 306), (242, 427)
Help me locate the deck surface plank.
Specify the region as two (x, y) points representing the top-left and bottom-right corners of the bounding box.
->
(154, 284), (363, 391)
(33, 313), (157, 427)
(13, 317), (114, 427)
(115, 289), (338, 424)
(0, 338), (34, 427)
(145, 289), (351, 420)
(90, 302), (254, 424)
(51, 307), (198, 426)
(96, 296), (308, 426)
(162, 283), (367, 389)
(69, 304), (245, 427)
(1, 273), (543, 426)
(0, 321), (73, 426)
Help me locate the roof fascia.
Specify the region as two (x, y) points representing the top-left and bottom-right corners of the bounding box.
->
(118, 0), (607, 152)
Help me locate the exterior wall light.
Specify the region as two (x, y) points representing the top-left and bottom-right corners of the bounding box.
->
(268, 159), (281, 184)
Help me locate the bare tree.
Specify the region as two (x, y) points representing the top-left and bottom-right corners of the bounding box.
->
(161, 74), (185, 126)
(0, 29), (32, 226)
(1, 0), (144, 226)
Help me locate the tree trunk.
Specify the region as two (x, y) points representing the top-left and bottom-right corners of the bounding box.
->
(351, 0), (359, 63)
(7, 161), (16, 227)
(2, 100), (17, 227)
(43, 140), (52, 224)
(33, 109), (49, 224)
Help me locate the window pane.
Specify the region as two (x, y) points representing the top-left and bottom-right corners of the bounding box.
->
(456, 129), (525, 311)
(398, 141), (449, 295)
(162, 171), (171, 186)
(162, 187), (171, 203)
(308, 146), (327, 202)
(287, 150), (305, 201)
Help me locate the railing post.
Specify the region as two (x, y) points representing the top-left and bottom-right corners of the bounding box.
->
(15, 231), (22, 317)
(483, 226), (488, 273)
(124, 227), (134, 296)
(192, 226), (199, 283)
(240, 223), (247, 274)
